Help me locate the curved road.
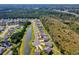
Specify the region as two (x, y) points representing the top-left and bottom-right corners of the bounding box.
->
(54, 10), (79, 17)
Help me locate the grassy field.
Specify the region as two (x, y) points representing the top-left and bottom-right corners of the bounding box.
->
(64, 22), (79, 34)
(19, 33), (25, 55)
(40, 17), (79, 54)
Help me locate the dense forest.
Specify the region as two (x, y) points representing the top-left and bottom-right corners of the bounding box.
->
(0, 4), (79, 19)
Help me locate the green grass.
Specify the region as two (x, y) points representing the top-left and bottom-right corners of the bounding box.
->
(13, 27), (23, 34)
(40, 50), (47, 55)
(19, 32), (25, 55)
(0, 32), (2, 34)
(3, 48), (12, 55)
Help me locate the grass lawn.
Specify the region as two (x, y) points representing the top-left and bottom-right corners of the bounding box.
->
(19, 35), (25, 55)
(19, 28), (26, 55)
(13, 27), (23, 34)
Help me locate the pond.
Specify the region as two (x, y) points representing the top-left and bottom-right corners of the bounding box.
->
(24, 25), (32, 55)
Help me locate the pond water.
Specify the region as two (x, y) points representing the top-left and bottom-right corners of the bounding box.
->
(24, 26), (32, 55)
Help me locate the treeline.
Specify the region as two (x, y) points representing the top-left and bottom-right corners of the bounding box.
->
(0, 8), (51, 19)
(10, 21), (31, 44)
(0, 8), (79, 20)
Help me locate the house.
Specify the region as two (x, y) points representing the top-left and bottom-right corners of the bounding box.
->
(0, 47), (5, 54)
(0, 26), (4, 32)
(43, 47), (52, 54)
(1, 41), (12, 48)
(4, 35), (9, 41)
(45, 41), (52, 47)
(16, 25), (20, 29)
(41, 33), (49, 42)
(0, 21), (6, 26)
(34, 49), (40, 55)
(32, 39), (41, 47)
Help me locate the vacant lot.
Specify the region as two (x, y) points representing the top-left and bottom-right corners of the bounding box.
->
(41, 17), (79, 54)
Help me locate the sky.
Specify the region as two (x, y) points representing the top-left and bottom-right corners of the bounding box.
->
(0, 0), (78, 4)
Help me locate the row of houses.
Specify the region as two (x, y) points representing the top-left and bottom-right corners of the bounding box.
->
(0, 19), (27, 26)
(32, 19), (52, 55)
(0, 25), (21, 54)
(0, 26), (4, 32)
(0, 47), (5, 55)
(36, 20), (52, 54)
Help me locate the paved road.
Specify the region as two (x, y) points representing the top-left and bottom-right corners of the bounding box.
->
(3, 46), (13, 55)
(7, 51), (13, 55)
(24, 26), (32, 55)
(54, 10), (79, 17)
